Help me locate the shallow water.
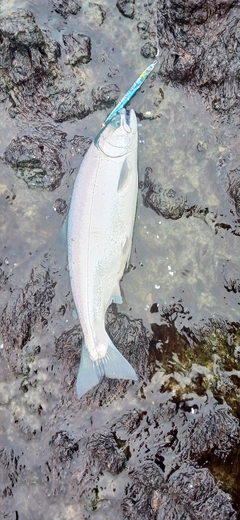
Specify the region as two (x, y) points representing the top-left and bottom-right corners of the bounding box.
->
(0, 1), (240, 519)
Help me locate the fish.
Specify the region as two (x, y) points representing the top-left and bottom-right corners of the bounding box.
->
(67, 108), (138, 398)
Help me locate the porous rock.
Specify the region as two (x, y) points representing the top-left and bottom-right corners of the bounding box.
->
(4, 136), (64, 190)
(63, 33), (91, 65)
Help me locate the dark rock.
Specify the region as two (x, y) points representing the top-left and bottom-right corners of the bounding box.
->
(228, 168), (240, 216)
(4, 136), (64, 190)
(50, 431), (79, 463)
(179, 408), (240, 461)
(0, 261), (8, 289)
(141, 42), (157, 60)
(0, 269), (55, 373)
(69, 135), (92, 155)
(52, 0), (82, 18)
(156, 0), (240, 112)
(88, 433), (126, 474)
(0, 10), (60, 84)
(223, 261), (240, 293)
(0, 10), (91, 122)
(83, 2), (106, 26)
(41, 87), (91, 122)
(63, 33), (91, 65)
(141, 168), (187, 219)
(53, 198), (68, 215)
(92, 83), (120, 110)
(116, 0), (135, 19)
(122, 462), (164, 520)
(106, 308), (149, 380)
(137, 20), (150, 40)
(165, 463), (237, 520)
(0, 10), (63, 118)
(55, 324), (82, 387)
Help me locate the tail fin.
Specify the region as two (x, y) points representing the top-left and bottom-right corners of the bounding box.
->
(76, 336), (137, 399)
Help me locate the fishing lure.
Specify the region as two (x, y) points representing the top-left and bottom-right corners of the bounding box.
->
(103, 60), (158, 126)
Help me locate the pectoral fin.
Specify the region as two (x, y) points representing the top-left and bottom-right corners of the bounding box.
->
(117, 157), (131, 192)
(112, 284), (123, 304)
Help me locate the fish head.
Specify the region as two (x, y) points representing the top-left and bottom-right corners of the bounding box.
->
(95, 109), (138, 158)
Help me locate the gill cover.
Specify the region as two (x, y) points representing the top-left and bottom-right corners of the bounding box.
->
(94, 108), (137, 158)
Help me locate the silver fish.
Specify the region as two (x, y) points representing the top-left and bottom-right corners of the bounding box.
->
(68, 109), (138, 398)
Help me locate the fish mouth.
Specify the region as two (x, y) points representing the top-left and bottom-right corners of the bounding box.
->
(119, 108), (136, 133)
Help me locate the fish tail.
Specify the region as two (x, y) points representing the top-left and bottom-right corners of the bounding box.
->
(103, 335), (138, 382)
(76, 335), (138, 399)
(76, 339), (104, 399)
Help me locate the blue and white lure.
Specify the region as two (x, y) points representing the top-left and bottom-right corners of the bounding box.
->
(102, 60), (158, 127)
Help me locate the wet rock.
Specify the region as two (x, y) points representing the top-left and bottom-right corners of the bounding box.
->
(63, 33), (91, 65)
(223, 261), (240, 293)
(0, 261), (8, 289)
(42, 87), (91, 122)
(228, 168), (240, 216)
(52, 0), (82, 17)
(123, 461), (237, 519)
(141, 168), (187, 219)
(111, 409), (147, 439)
(0, 10), (63, 118)
(92, 83), (120, 110)
(82, 2), (106, 26)
(116, 0), (135, 19)
(4, 136), (64, 190)
(0, 10), (60, 84)
(122, 462), (164, 520)
(88, 433), (126, 474)
(162, 463), (237, 520)
(141, 42), (157, 60)
(137, 20), (150, 40)
(53, 198), (68, 215)
(69, 135), (92, 155)
(0, 10), (91, 122)
(50, 431), (79, 463)
(179, 408), (240, 461)
(55, 325), (82, 388)
(106, 307), (149, 379)
(0, 269), (55, 373)
(156, 0), (240, 112)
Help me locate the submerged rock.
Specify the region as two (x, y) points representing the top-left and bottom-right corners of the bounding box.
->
(82, 2), (106, 26)
(116, 0), (135, 19)
(223, 261), (240, 294)
(228, 168), (240, 217)
(156, 0), (240, 112)
(88, 433), (127, 474)
(141, 167), (187, 219)
(69, 135), (92, 155)
(52, 0), (82, 17)
(50, 431), (79, 463)
(141, 42), (157, 60)
(0, 10), (93, 122)
(63, 33), (91, 65)
(0, 10), (60, 86)
(137, 20), (150, 40)
(122, 462), (164, 520)
(92, 83), (120, 110)
(0, 268), (55, 375)
(4, 136), (65, 190)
